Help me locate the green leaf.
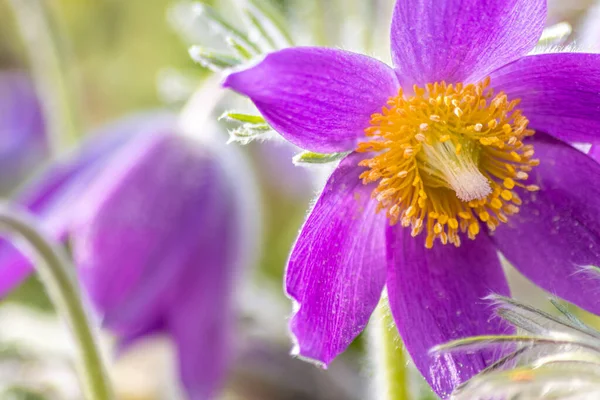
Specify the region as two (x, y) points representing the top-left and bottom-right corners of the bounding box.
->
(225, 37), (254, 60)
(432, 334), (600, 354)
(293, 151), (349, 165)
(245, 0), (293, 49)
(193, 3), (260, 53)
(537, 22), (572, 47)
(227, 123), (274, 145)
(189, 46), (240, 71)
(219, 111), (266, 124)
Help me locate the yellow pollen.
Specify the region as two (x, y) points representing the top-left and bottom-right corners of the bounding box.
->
(357, 78), (538, 248)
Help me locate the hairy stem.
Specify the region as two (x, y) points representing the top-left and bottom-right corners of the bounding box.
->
(368, 292), (410, 400)
(0, 205), (113, 400)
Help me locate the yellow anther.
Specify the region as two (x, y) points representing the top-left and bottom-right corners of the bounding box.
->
(448, 218), (459, 229)
(503, 178), (515, 189)
(490, 198), (503, 209)
(501, 190), (513, 201)
(458, 212), (472, 220)
(468, 221), (480, 237)
(479, 211), (490, 222)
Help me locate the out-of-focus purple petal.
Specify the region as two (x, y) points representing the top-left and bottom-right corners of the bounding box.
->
(72, 132), (241, 399)
(223, 48), (399, 153)
(286, 152), (387, 365)
(167, 197), (236, 399)
(386, 229), (512, 399)
(0, 112), (176, 296)
(390, 0), (545, 86)
(73, 133), (219, 332)
(0, 71), (48, 192)
(490, 53), (600, 144)
(492, 133), (600, 315)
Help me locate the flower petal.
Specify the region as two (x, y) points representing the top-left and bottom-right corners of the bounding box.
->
(590, 144), (600, 161)
(492, 134), (600, 315)
(167, 223), (235, 399)
(72, 133), (237, 337)
(223, 48), (399, 153)
(386, 229), (512, 399)
(490, 53), (600, 143)
(166, 152), (239, 399)
(390, 0), (546, 86)
(0, 72), (48, 193)
(0, 112), (176, 297)
(286, 152), (387, 365)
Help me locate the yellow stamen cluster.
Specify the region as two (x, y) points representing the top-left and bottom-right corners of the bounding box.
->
(357, 78), (539, 248)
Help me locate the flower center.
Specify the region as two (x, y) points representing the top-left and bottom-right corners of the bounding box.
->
(356, 78), (540, 248)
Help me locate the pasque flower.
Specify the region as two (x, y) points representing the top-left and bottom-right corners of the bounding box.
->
(0, 112), (256, 399)
(223, 0), (600, 396)
(0, 113), (174, 294)
(71, 129), (250, 400)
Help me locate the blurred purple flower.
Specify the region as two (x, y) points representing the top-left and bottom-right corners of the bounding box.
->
(71, 130), (246, 399)
(223, 0), (600, 397)
(0, 112), (175, 294)
(0, 112), (249, 399)
(0, 71), (48, 193)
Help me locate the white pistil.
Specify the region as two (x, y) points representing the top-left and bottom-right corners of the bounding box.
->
(421, 140), (492, 202)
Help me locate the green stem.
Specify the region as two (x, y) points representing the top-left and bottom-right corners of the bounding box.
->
(369, 292), (410, 400)
(0, 205), (113, 400)
(8, 0), (82, 153)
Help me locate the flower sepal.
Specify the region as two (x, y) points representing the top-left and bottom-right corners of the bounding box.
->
(293, 150), (350, 165)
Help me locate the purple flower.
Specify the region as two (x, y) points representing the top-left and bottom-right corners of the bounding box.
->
(0, 112), (175, 295)
(71, 130), (248, 400)
(223, 0), (600, 397)
(0, 112), (249, 398)
(0, 71), (48, 193)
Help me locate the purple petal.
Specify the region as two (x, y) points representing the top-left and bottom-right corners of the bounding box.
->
(167, 210), (236, 399)
(390, 0), (546, 86)
(590, 144), (600, 161)
(223, 47), (399, 153)
(0, 112), (176, 297)
(72, 133), (232, 333)
(490, 53), (600, 144)
(72, 132), (241, 398)
(492, 134), (600, 315)
(0, 71), (48, 193)
(168, 287), (233, 400)
(286, 152), (387, 365)
(386, 229), (512, 399)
